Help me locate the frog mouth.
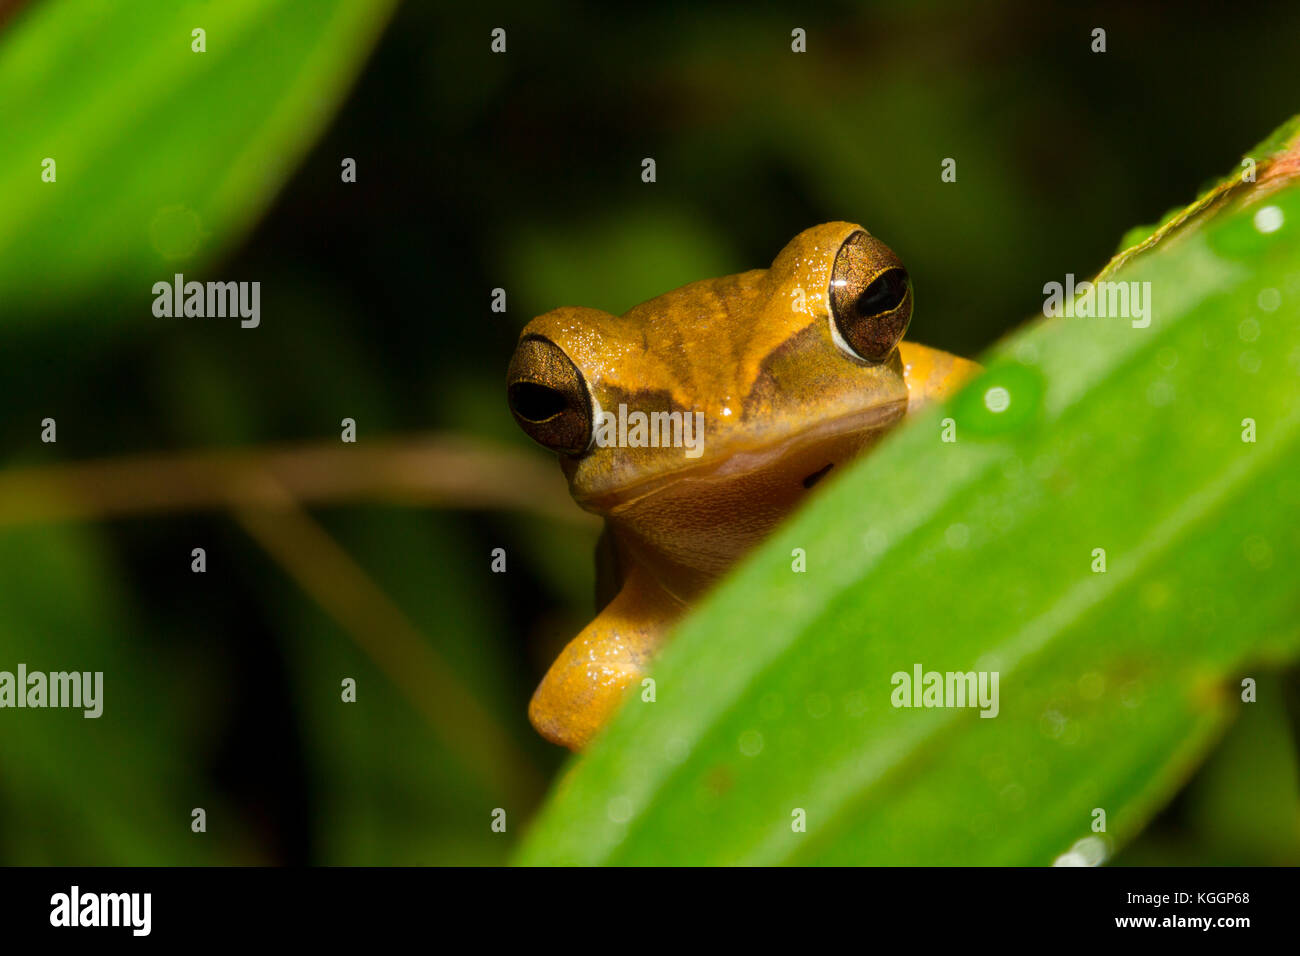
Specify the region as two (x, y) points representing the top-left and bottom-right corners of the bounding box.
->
(801, 463), (834, 488)
(574, 397), (906, 512)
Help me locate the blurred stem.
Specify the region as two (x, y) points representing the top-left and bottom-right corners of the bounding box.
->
(226, 470), (546, 803)
(0, 433), (596, 528)
(0, 432), (584, 803)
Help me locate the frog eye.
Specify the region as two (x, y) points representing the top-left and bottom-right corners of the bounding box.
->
(828, 230), (913, 364)
(506, 335), (594, 455)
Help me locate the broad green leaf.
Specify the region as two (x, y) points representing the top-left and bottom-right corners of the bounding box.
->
(0, 0), (398, 316)
(517, 119), (1300, 865)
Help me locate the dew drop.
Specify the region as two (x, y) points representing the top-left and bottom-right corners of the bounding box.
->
(984, 386), (1011, 413)
(1243, 535), (1274, 570)
(1078, 671), (1105, 700)
(954, 363), (1046, 437)
(150, 205), (204, 260)
(1014, 340), (1040, 365)
(1000, 782), (1027, 811)
(1254, 205), (1284, 234)
(1053, 835), (1109, 867)
(606, 795), (634, 823)
(805, 693), (831, 719)
(664, 735), (690, 764)
(1210, 202), (1287, 258)
(945, 523), (971, 548)
(1147, 381), (1175, 407)
(1257, 287), (1282, 312)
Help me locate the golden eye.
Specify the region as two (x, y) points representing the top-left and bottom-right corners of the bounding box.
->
(828, 230), (913, 364)
(506, 335), (593, 455)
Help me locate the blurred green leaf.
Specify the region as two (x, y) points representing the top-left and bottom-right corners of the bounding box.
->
(0, 525), (253, 863)
(517, 120), (1300, 865)
(0, 0), (398, 314)
(0, 0), (401, 864)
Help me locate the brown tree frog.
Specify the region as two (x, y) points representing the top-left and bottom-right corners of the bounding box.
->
(507, 222), (978, 749)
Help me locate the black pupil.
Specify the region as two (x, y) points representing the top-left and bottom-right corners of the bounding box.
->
(509, 382), (567, 422)
(856, 268), (908, 317)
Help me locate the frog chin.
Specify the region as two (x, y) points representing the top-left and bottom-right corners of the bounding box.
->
(573, 396), (908, 516)
(562, 397), (906, 593)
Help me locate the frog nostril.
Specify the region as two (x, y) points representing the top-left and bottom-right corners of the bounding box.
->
(802, 463), (834, 489)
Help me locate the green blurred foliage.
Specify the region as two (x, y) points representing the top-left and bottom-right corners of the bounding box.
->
(0, 0), (1297, 864)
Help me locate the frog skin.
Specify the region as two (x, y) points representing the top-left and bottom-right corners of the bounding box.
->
(506, 222), (979, 750)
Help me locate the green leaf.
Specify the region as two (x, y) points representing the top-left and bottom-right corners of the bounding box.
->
(0, 0), (397, 316)
(516, 119), (1300, 865)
